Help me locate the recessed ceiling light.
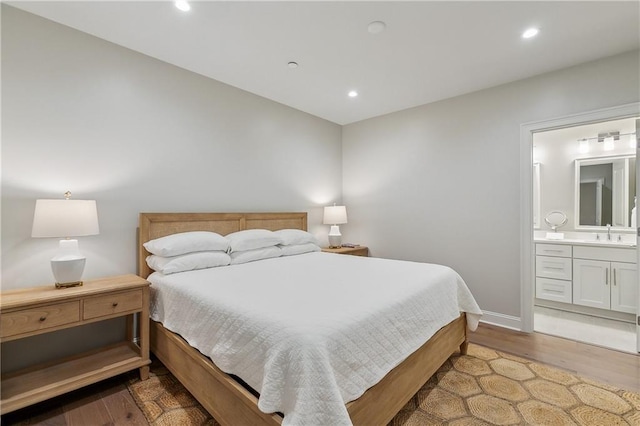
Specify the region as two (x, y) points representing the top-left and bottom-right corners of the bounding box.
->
(175, 0), (191, 12)
(348, 91), (358, 98)
(368, 21), (386, 34)
(522, 27), (539, 39)
(287, 61), (298, 69)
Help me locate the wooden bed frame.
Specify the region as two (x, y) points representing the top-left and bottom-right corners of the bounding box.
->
(138, 212), (468, 426)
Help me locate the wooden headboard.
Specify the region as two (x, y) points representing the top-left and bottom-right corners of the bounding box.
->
(138, 212), (307, 278)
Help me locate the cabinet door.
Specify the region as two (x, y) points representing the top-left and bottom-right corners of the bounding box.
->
(611, 261), (638, 314)
(573, 259), (610, 309)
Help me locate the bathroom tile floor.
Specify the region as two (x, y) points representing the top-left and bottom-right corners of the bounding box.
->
(534, 306), (637, 353)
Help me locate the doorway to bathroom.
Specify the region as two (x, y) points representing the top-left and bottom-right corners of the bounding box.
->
(521, 103), (640, 354)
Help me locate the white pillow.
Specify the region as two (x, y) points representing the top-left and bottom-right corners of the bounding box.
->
(144, 231), (229, 257)
(226, 229), (283, 253)
(230, 246), (282, 265)
(274, 229), (318, 246)
(146, 251), (231, 275)
(280, 243), (321, 256)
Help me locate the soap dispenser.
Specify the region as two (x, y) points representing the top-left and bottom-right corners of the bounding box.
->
(632, 196), (637, 228)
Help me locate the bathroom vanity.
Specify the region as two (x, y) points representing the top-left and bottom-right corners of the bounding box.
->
(535, 238), (637, 318)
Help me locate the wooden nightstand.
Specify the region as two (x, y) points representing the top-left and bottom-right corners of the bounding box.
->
(322, 246), (369, 257)
(0, 274), (150, 414)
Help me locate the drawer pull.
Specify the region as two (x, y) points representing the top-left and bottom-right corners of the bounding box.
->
(606, 268), (609, 285)
(543, 249), (563, 253)
(112, 302), (119, 307)
(39, 316), (46, 322)
(613, 269), (617, 286)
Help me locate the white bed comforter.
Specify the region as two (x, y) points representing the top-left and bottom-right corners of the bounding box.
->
(149, 252), (482, 426)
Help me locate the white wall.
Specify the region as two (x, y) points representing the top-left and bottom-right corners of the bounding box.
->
(342, 50), (639, 323)
(1, 6), (343, 290)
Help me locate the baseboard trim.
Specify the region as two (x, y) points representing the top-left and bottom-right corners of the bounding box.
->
(479, 310), (523, 331)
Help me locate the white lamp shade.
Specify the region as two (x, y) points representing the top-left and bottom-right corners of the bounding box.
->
(323, 205), (347, 225)
(32, 199), (99, 238)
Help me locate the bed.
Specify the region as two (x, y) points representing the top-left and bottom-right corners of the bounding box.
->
(138, 212), (482, 425)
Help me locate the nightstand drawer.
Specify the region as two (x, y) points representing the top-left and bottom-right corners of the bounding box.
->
(0, 301), (80, 338)
(83, 290), (143, 320)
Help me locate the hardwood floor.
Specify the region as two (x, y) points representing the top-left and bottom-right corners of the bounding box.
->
(1, 371), (147, 426)
(469, 322), (640, 393)
(2, 322), (639, 425)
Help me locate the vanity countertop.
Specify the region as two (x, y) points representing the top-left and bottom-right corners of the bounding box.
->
(534, 237), (636, 248)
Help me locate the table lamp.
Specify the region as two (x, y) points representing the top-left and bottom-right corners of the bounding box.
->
(31, 192), (99, 288)
(323, 205), (347, 248)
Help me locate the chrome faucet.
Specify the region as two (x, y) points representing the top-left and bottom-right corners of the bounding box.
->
(606, 224), (612, 241)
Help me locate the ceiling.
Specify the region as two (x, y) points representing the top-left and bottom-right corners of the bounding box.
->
(8, 1), (640, 125)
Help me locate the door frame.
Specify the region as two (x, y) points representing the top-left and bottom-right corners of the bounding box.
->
(519, 102), (640, 333)
(636, 118), (640, 353)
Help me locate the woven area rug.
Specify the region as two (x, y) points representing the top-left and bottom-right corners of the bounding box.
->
(127, 344), (640, 425)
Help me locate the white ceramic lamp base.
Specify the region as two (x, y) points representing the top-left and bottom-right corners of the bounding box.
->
(51, 239), (86, 288)
(328, 225), (342, 248)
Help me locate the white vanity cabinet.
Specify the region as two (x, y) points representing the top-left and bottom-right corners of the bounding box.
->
(535, 242), (638, 315)
(572, 246), (637, 314)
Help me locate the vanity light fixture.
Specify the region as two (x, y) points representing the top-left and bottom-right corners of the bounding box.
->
(597, 131), (620, 143)
(578, 139), (589, 154)
(175, 0), (190, 12)
(576, 131), (637, 152)
(603, 136), (615, 151)
(599, 131), (619, 151)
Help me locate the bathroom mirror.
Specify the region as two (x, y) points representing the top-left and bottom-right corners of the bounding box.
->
(545, 211), (568, 231)
(574, 155), (636, 229)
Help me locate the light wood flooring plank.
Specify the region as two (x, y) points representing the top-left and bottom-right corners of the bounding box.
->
(100, 384), (147, 425)
(23, 410), (66, 426)
(63, 393), (113, 426)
